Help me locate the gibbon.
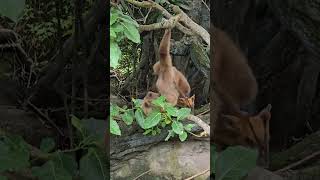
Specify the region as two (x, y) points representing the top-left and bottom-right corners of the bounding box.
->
(153, 29), (191, 106)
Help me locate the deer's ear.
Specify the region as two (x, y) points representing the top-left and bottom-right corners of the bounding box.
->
(258, 104), (272, 122)
(221, 114), (241, 131)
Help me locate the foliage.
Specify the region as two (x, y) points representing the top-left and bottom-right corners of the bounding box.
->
(0, 135), (30, 172)
(110, 7), (141, 68)
(214, 146), (258, 180)
(0, 116), (107, 180)
(0, 0), (25, 22)
(110, 96), (195, 142)
(40, 137), (56, 153)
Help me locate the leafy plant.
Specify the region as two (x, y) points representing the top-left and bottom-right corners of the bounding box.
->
(0, 0), (26, 22)
(110, 96), (195, 142)
(0, 116), (107, 180)
(110, 7), (141, 68)
(215, 146), (258, 180)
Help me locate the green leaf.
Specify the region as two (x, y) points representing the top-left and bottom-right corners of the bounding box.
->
(79, 148), (108, 180)
(0, 0), (25, 22)
(0, 135), (30, 172)
(151, 130), (157, 136)
(82, 118), (106, 138)
(110, 40), (121, 68)
(71, 115), (85, 135)
(132, 98), (143, 108)
(165, 130), (175, 141)
(134, 109), (145, 129)
(165, 105), (177, 117)
(110, 118), (121, 136)
(178, 131), (187, 141)
(119, 14), (139, 27)
(51, 152), (77, 176)
(121, 22), (141, 43)
(144, 111), (162, 129)
(0, 175), (7, 180)
(40, 137), (55, 153)
(111, 23), (124, 33)
(176, 108), (191, 120)
(121, 110), (134, 125)
(110, 104), (120, 117)
(216, 146), (258, 180)
(110, 28), (116, 39)
(171, 120), (184, 135)
(211, 145), (217, 174)
(110, 8), (119, 25)
(184, 124), (196, 131)
(32, 161), (72, 180)
(151, 96), (166, 108)
(143, 129), (152, 135)
(164, 116), (171, 124)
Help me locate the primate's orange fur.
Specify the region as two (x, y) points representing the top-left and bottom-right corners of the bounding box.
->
(153, 29), (191, 106)
(211, 26), (271, 155)
(141, 91), (160, 116)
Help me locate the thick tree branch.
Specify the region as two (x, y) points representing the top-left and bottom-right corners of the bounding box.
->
(172, 5), (210, 45)
(139, 14), (182, 32)
(187, 115), (210, 136)
(126, 0), (210, 41)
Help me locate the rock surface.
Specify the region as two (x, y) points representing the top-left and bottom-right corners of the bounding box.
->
(111, 140), (210, 180)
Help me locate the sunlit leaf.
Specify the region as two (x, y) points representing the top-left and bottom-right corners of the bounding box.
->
(184, 124), (196, 131)
(110, 118), (121, 136)
(119, 14), (139, 27)
(151, 96), (166, 108)
(121, 22), (141, 43)
(178, 131), (187, 141)
(171, 120), (184, 135)
(176, 108), (191, 120)
(165, 105), (177, 117)
(134, 109), (145, 129)
(121, 110), (134, 125)
(110, 41), (121, 68)
(144, 111), (161, 129)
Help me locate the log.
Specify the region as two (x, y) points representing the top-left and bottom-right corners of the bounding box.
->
(270, 131), (320, 171)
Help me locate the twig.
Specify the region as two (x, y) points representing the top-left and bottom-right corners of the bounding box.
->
(275, 150), (320, 173)
(26, 101), (64, 136)
(184, 168), (210, 180)
(201, 0), (210, 11)
(186, 115), (210, 136)
(196, 109), (210, 116)
(132, 169), (151, 180)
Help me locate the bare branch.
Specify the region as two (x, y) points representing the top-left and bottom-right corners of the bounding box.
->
(139, 14), (182, 32)
(187, 114), (210, 136)
(171, 5), (210, 45)
(126, 0), (194, 36)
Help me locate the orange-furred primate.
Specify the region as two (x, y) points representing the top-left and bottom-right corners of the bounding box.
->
(153, 29), (191, 106)
(211, 25), (272, 162)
